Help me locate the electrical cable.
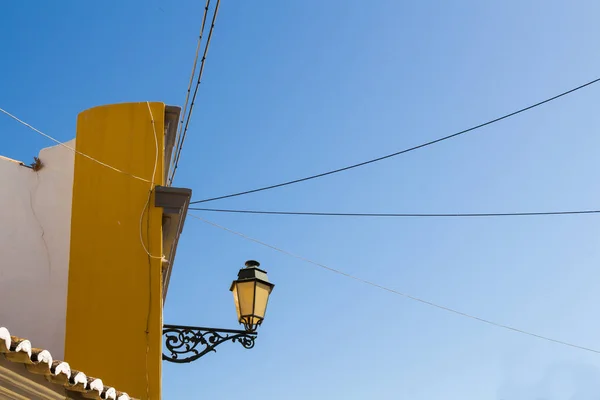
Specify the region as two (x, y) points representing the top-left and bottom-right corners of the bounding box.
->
(169, 0), (221, 185)
(188, 213), (600, 354)
(169, 0), (211, 183)
(140, 102), (164, 260)
(143, 102), (162, 400)
(189, 207), (600, 218)
(190, 76), (600, 204)
(0, 107), (152, 183)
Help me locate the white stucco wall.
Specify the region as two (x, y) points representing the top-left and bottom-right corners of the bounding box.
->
(0, 140), (74, 358)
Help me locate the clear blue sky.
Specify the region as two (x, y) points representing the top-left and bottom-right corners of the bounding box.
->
(2, 1), (600, 399)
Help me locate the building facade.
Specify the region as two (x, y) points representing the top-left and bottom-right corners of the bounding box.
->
(0, 102), (190, 399)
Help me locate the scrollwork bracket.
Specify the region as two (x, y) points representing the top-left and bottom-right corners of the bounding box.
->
(162, 324), (257, 363)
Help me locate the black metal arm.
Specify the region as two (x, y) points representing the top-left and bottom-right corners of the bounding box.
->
(162, 324), (257, 363)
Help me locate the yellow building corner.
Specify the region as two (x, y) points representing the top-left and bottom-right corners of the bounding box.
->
(65, 102), (166, 399)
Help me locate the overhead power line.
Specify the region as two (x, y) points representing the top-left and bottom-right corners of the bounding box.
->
(190, 76), (600, 204)
(169, 0), (211, 183)
(188, 207), (600, 218)
(188, 213), (600, 355)
(169, 0), (221, 185)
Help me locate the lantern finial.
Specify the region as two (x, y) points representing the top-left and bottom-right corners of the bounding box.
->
(245, 260), (260, 268)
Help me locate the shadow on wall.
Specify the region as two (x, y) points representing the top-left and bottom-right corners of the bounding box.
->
(497, 362), (600, 400)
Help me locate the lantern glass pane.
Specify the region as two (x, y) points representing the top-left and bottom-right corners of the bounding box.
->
(232, 284), (242, 320)
(253, 281), (272, 319)
(235, 281), (256, 317)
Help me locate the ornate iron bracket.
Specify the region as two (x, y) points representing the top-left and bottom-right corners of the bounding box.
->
(162, 324), (257, 363)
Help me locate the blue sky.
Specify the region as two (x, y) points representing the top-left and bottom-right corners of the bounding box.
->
(3, 1), (600, 399)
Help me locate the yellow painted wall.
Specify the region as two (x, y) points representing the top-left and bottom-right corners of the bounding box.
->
(65, 102), (165, 399)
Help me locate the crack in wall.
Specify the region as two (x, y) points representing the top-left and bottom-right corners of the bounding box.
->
(28, 171), (51, 276)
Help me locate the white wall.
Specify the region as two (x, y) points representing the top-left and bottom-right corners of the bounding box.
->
(0, 140), (74, 358)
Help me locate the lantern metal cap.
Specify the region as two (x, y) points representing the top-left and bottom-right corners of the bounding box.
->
(230, 260), (275, 291)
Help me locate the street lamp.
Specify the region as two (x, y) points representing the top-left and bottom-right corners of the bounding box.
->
(231, 260), (275, 332)
(162, 260), (275, 363)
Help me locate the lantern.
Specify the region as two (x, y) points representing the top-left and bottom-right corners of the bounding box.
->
(230, 260), (275, 332)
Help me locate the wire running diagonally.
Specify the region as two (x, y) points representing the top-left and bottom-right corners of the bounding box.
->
(169, 0), (221, 185)
(139, 102), (164, 260)
(189, 207), (600, 218)
(142, 102), (163, 400)
(169, 0), (211, 183)
(188, 213), (600, 355)
(190, 76), (600, 204)
(0, 107), (152, 183)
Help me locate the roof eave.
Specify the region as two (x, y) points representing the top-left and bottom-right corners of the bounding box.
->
(154, 185), (192, 301)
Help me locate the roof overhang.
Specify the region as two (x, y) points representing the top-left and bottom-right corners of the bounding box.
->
(154, 185), (192, 301)
(0, 362), (65, 400)
(163, 105), (181, 184)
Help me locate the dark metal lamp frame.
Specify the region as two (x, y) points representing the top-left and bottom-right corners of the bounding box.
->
(162, 324), (257, 363)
